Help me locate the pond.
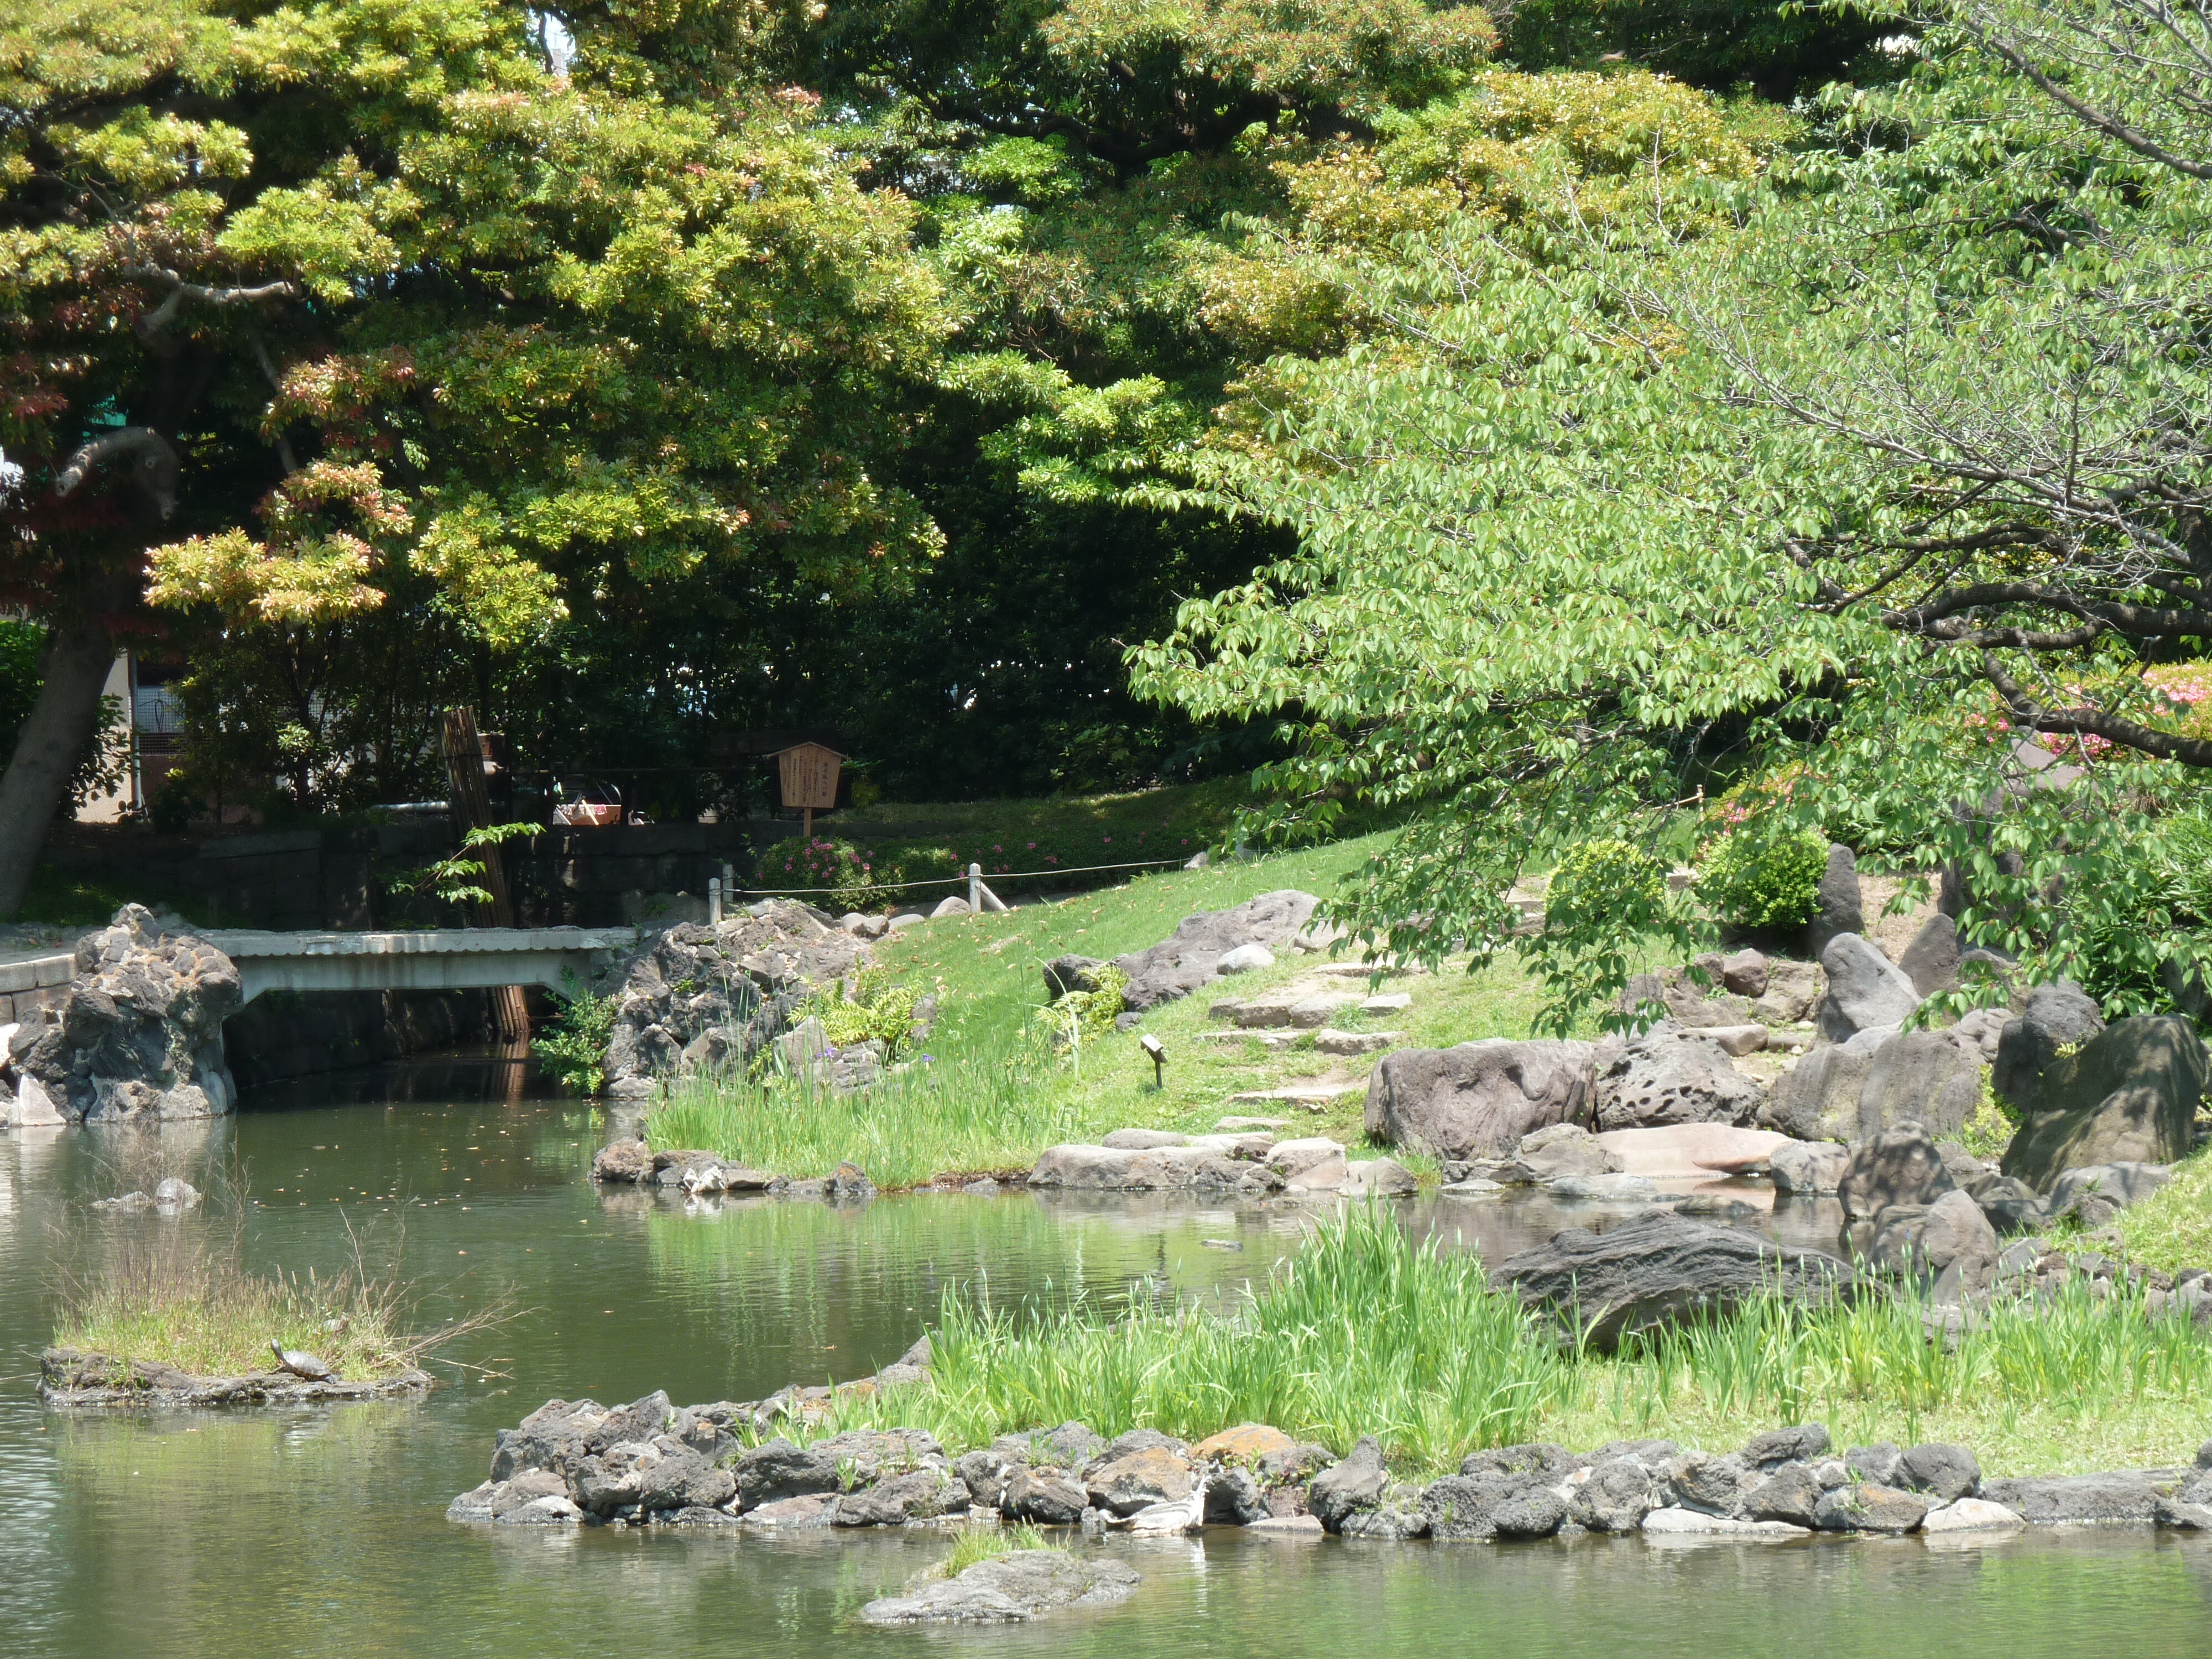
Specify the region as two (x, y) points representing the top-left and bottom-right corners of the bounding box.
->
(2, 1059), (2209, 1657)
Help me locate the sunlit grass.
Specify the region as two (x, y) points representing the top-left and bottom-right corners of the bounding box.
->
(2117, 1147), (2212, 1275)
(799, 1206), (2212, 1478)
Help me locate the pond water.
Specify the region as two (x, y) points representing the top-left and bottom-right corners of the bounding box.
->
(3, 1058), (2210, 1658)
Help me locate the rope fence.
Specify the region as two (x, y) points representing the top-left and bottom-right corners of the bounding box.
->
(735, 853), (1196, 898)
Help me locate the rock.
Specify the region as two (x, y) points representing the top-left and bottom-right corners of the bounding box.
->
(1192, 1424), (1299, 1464)
(826, 1161), (875, 1201)
(1001, 1468), (1091, 1526)
(833, 1468), (970, 1526)
(1339, 1499), (1431, 1540)
(1314, 1029), (1400, 1056)
(1213, 1115), (1288, 1133)
(2048, 1161), (2172, 1214)
(1101, 1128), (1190, 1150)
(1667, 1452), (1756, 1517)
(732, 1438), (839, 1510)
(1770, 1140), (1851, 1196)
(2154, 1496), (2212, 1529)
(1752, 959), (1827, 1026)
(1922, 1498), (2024, 1532)
(860, 1551), (1140, 1625)
(1641, 1507), (1809, 1538)
(1204, 1465), (1267, 1524)
(1568, 1459), (1657, 1533)
(1032, 1422), (1105, 1467)
(1979, 1472), (2178, 1523)
(2001, 1016), (2206, 1191)
(1898, 914), (1963, 997)
(1591, 1021), (1763, 1130)
(1111, 891), (1322, 1011)
(1342, 1157), (1418, 1198)
(1838, 1124), (1955, 1219)
(596, 901), (867, 1092)
(1815, 933), (1921, 1044)
(1992, 982), (2107, 1112)
(1361, 992), (1412, 1013)
(1846, 1443), (1902, 1485)
(1364, 1039), (1595, 1161)
(1514, 1123), (1621, 1180)
(1218, 943), (1276, 974)
(1265, 1137), (1347, 1185)
(1618, 966), (1759, 1030)
(1026, 1144), (1284, 1193)
(591, 1140), (653, 1183)
(92, 1191), (153, 1212)
(1546, 1172), (1656, 1202)
(1084, 1448), (1193, 1516)
(928, 896), (971, 921)
(1806, 844), (1864, 959)
(1721, 950), (1770, 998)
(1747, 1464), (1823, 1527)
(1042, 956), (1105, 1000)
(1420, 1472), (1538, 1541)
(1899, 1443), (1980, 1503)
(1813, 1483), (1928, 1533)
(1743, 1423), (1831, 1465)
(1495, 1210), (1861, 1352)
(9, 905), (240, 1121)
(1459, 1442), (1576, 1478)
(1763, 1026), (1986, 1144)
(1597, 1123), (1788, 1178)
(1309, 1436), (1389, 1532)
(1492, 1490), (1569, 1540)
(151, 1176), (201, 1209)
(1705, 1025), (1770, 1057)
(1853, 1190), (1999, 1291)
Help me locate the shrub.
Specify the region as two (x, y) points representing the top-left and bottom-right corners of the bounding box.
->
(756, 836), (886, 911)
(1544, 838), (1665, 926)
(1698, 826), (1829, 930)
(794, 967), (925, 1060)
(534, 982), (617, 1094)
(1034, 965), (1128, 1050)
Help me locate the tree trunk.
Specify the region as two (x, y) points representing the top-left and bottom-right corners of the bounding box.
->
(0, 619), (114, 920)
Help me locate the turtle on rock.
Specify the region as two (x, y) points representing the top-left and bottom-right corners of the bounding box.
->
(269, 1338), (336, 1381)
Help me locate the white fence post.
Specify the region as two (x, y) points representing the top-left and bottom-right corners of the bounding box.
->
(968, 862), (981, 911)
(708, 876), (722, 925)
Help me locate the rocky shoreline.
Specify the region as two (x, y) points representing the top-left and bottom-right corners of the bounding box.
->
(39, 1347), (433, 1407)
(450, 1376), (2212, 1546)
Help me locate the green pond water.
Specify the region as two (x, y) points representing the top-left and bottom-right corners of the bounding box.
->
(3, 1056), (2211, 1658)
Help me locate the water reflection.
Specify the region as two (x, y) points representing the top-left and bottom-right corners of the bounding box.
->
(1, 1069), (2208, 1658)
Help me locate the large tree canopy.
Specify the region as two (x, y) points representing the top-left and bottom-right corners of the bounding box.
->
(1134, 0), (2212, 1024)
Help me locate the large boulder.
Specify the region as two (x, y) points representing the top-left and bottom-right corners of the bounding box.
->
(1364, 1039), (1594, 1161)
(1770, 1139), (1851, 1196)
(1112, 890), (1321, 1011)
(1805, 844), (1864, 959)
(9, 905), (239, 1122)
(1851, 1190), (1999, 1291)
(1309, 1436), (1390, 1532)
(596, 901), (869, 1094)
(1992, 982), (2106, 1111)
(1897, 914), (1962, 998)
(1041, 956), (1105, 1001)
(1752, 959), (1827, 1026)
(1590, 1022), (1763, 1130)
(1837, 1124), (1955, 1219)
(1815, 933), (1921, 1043)
(1027, 1143), (1284, 1193)
(1495, 1211), (1863, 1352)
(2001, 1016), (2206, 1192)
(1760, 1026), (1985, 1143)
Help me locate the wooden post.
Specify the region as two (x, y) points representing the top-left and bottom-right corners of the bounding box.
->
(441, 706), (530, 1042)
(804, 806), (813, 840)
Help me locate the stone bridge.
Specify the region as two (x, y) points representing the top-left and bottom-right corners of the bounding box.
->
(201, 926), (635, 1005)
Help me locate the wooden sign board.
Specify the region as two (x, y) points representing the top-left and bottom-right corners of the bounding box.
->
(776, 742), (843, 812)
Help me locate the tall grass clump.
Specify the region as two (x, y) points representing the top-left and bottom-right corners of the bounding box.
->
(936, 1523), (1054, 1579)
(53, 1168), (507, 1380)
(798, 1206), (2212, 1477)
(814, 1205), (1577, 1469)
(649, 1019), (1087, 1187)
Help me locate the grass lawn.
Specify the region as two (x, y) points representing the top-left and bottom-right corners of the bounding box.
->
(650, 830), (1609, 1185)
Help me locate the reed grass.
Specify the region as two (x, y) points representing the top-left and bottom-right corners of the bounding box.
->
(937, 1523), (1053, 1578)
(799, 1206), (2212, 1478)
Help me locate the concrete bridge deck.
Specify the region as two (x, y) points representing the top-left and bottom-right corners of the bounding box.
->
(201, 927), (635, 1005)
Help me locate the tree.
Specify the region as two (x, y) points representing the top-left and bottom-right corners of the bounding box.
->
(1134, 11), (2212, 1023)
(0, 0), (945, 912)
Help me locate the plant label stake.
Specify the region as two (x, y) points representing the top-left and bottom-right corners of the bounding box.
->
(1141, 1033), (1166, 1089)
